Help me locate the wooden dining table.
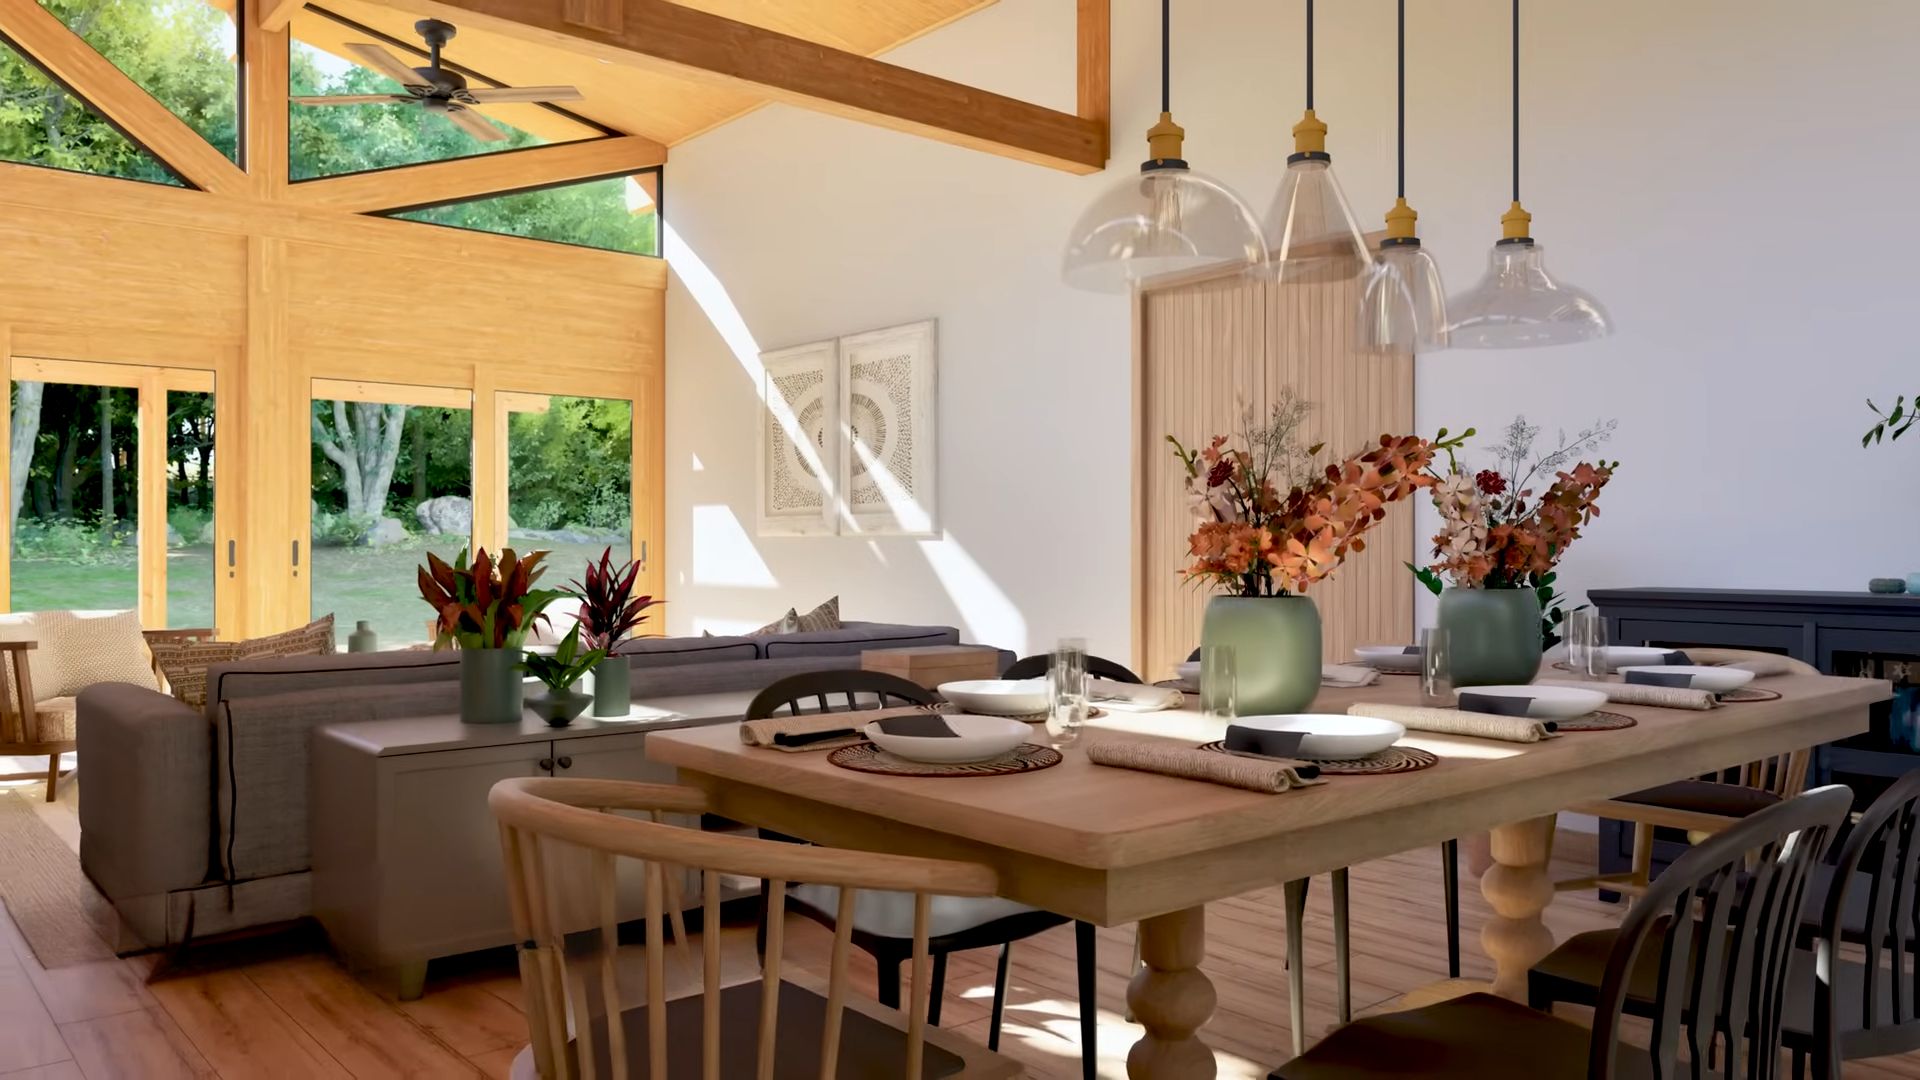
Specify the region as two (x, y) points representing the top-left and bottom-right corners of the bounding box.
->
(645, 669), (1888, 1078)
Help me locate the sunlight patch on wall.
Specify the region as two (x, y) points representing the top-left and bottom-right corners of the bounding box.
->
(917, 534), (1024, 651)
(691, 504), (776, 588)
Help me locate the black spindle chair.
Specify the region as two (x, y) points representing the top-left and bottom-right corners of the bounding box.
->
(1000, 653), (1142, 684)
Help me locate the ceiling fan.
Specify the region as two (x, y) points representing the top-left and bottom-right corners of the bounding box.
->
(291, 19), (584, 142)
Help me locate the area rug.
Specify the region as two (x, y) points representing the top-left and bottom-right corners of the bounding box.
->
(0, 791), (118, 967)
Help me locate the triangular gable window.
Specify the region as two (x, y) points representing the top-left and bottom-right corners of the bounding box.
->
(33, 0), (239, 163)
(391, 169), (660, 257)
(0, 35), (182, 184)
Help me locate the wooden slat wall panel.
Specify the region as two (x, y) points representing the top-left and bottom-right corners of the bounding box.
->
(1137, 267), (1414, 683)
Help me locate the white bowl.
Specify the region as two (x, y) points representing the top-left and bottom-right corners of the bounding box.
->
(1455, 685), (1609, 720)
(1230, 714), (1405, 760)
(1597, 646), (1682, 668)
(937, 679), (1050, 716)
(1354, 645), (1423, 673)
(864, 714), (1030, 763)
(1617, 665), (1755, 694)
(1175, 661), (1202, 683)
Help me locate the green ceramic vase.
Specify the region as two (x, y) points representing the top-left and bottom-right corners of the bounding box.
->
(459, 647), (525, 724)
(1201, 594), (1322, 715)
(1437, 587), (1543, 687)
(591, 656), (631, 718)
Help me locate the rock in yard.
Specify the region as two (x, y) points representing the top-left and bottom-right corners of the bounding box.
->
(415, 495), (473, 536)
(358, 516), (410, 547)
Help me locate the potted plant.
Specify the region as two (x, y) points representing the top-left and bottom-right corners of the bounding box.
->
(568, 546), (661, 718)
(518, 624), (605, 726)
(1410, 417), (1616, 686)
(1170, 391), (1457, 713)
(418, 548), (567, 724)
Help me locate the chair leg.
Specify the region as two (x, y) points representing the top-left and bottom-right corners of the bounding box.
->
(928, 951), (948, 1026)
(1792, 1047), (1806, 1080)
(986, 942), (1012, 1051)
(1284, 877), (1309, 1057)
(1074, 920), (1097, 1080)
(877, 954), (904, 1010)
(1331, 868), (1351, 1025)
(43, 754), (58, 803)
(1631, 822), (1655, 892)
(1442, 838), (1461, 979)
(754, 878), (770, 963)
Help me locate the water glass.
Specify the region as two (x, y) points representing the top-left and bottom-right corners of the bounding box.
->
(1046, 638), (1089, 749)
(1420, 627), (1452, 707)
(1567, 609), (1608, 677)
(1200, 644), (1237, 729)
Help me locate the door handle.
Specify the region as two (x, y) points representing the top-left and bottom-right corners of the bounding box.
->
(538, 758), (554, 772)
(556, 756), (573, 770)
(227, 540), (236, 568)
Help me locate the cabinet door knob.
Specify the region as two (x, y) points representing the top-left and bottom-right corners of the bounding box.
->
(556, 756), (573, 770)
(538, 758), (554, 772)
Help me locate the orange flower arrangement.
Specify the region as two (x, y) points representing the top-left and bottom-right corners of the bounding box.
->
(1171, 395), (1462, 597)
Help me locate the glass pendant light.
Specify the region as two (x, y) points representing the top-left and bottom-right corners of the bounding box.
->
(1445, 0), (1611, 348)
(1061, 0), (1265, 292)
(1265, 0), (1373, 284)
(1360, 0), (1448, 352)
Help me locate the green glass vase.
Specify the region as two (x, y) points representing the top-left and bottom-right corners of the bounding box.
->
(1201, 594), (1322, 715)
(459, 647), (526, 724)
(1437, 587), (1543, 687)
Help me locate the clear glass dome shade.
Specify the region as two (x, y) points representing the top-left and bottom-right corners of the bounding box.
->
(1359, 243), (1450, 353)
(1263, 157), (1373, 284)
(1061, 164), (1267, 293)
(1445, 241), (1612, 348)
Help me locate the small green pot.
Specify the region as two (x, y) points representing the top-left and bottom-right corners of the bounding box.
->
(459, 647), (525, 725)
(1438, 586), (1543, 687)
(530, 688), (592, 727)
(591, 656), (631, 718)
(1201, 593), (1322, 715)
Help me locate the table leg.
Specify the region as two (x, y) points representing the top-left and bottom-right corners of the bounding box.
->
(1480, 815), (1557, 1000)
(1127, 905), (1216, 1079)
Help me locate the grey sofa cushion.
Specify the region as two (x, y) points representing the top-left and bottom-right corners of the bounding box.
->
(760, 621), (959, 660)
(204, 651), (460, 719)
(77, 683), (214, 908)
(614, 635), (757, 668)
(627, 654), (864, 698)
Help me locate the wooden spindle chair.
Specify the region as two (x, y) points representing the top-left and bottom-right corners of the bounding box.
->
(999, 653), (1141, 684)
(1277, 785), (1851, 1079)
(0, 641), (68, 802)
(489, 777), (1019, 1079)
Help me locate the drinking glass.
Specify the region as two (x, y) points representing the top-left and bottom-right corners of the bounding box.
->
(1046, 638), (1089, 749)
(1567, 609), (1608, 677)
(1420, 627), (1452, 707)
(1200, 644), (1237, 730)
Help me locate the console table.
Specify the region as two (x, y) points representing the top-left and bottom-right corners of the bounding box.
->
(309, 692), (757, 998)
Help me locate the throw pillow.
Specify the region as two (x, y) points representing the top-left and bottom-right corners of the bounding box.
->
(28, 609), (162, 700)
(748, 609), (799, 637)
(150, 615), (336, 709)
(794, 596), (842, 633)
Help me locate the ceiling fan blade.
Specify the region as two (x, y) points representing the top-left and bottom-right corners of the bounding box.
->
(343, 41), (428, 88)
(463, 85), (584, 104)
(443, 106), (508, 143)
(290, 94), (413, 106)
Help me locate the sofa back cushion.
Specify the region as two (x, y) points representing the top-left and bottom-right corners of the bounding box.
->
(151, 616), (335, 709)
(204, 649), (459, 719)
(758, 621), (959, 660)
(613, 634), (757, 669)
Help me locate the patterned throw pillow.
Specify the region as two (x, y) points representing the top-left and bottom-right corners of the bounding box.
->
(150, 615), (336, 709)
(26, 610), (161, 700)
(747, 609), (799, 637)
(794, 596), (842, 633)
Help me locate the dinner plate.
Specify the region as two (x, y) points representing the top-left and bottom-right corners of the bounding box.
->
(1175, 661), (1202, 683)
(1229, 714), (1405, 760)
(937, 679), (1050, 716)
(1597, 646), (1684, 668)
(1616, 664), (1755, 694)
(1455, 684), (1609, 720)
(863, 713), (1030, 763)
(1353, 644), (1423, 673)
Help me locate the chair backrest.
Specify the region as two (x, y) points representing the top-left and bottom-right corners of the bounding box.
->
(1816, 768), (1920, 1074)
(745, 669), (936, 721)
(999, 654), (1142, 684)
(490, 777), (1000, 1080)
(1589, 785), (1852, 1080)
(1680, 651), (1819, 800)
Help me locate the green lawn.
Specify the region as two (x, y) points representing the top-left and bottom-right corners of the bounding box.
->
(10, 537), (628, 646)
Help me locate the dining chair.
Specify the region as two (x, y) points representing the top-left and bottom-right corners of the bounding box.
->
(1274, 784), (1852, 1079)
(999, 653), (1142, 684)
(1558, 648), (1822, 899)
(746, 670), (1100, 1078)
(489, 776), (1020, 1079)
(1531, 769), (1920, 1080)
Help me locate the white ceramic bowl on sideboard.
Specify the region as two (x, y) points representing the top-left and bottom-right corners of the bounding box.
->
(1353, 645), (1423, 673)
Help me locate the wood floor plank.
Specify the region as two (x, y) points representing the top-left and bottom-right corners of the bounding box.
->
(245, 956), (479, 1079)
(0, 1062), (83, 1079)
(19, 959), (152, 1025)
(388, 981), (528, 1059)
(59, 1007), (210, 1080)
(0, 973), (70, 1074)
(147, 970), (349, 1079)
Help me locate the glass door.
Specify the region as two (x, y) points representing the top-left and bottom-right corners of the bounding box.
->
(309, 380), (472, 650)
(501, 392), (634, 575)
(5, 358), (216, 627)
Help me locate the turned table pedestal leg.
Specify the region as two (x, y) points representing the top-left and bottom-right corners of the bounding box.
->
(1481, 815), (1557, 1000)
(1127, 905), (1216, 1079)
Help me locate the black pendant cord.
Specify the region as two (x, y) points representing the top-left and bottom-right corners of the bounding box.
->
(1396, 0), (1405, 199)
(1160, 0), (1171, 113)
(1510, 0), (1520, 203)
(1305, 0), (1315, 110)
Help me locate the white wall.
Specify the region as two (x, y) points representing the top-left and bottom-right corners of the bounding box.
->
(663, 0), (1920, 659)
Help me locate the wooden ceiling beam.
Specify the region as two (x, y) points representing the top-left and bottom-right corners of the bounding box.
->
(376, 0), (1108, 174)
(282, 134), (666, 213)
(258, 0), (307, 34)
(0, 0), (250, 195)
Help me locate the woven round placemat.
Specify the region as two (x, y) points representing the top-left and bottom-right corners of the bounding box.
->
(826, 742), (1062, 777)
(1557, 709), (1637, 732)
(1720, 687), (1782, 703)
(1197, 742), (1438, 775)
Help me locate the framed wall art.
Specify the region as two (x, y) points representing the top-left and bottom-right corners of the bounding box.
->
(756, 339), (838, 536)
(837, 320), (938, 537)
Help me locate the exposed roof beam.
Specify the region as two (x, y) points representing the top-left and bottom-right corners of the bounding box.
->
(258, 0), (306, 33)
(376, 0), (1108, 174)
(283, 134), (666, 213)
(0, 0), (249, 195)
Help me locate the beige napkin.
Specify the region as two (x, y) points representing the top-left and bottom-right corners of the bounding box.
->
(1089, 678), (1183, 712)
(1724, 656), (1796, 677)
(1085, 740), (1323, 793)
(1322, 663), (1381, 688)
(1347, 703), (1557, 742)
(1536, 678), (1719, 711)
(739, 706), (934, 752)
